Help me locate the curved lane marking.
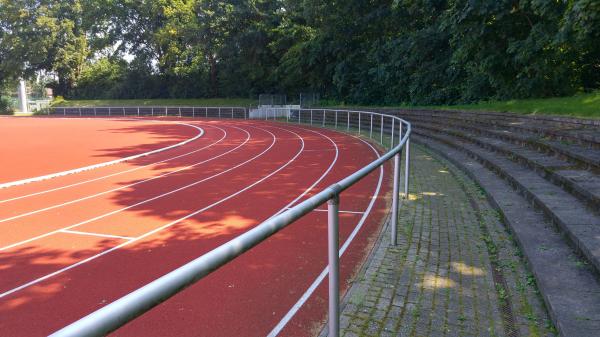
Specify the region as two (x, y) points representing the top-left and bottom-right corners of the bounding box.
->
(0, 125), (242, 223)
(0, 124), (306, 299)
(0, 124), (225, 204)
(0, 120), (204, 190)
(267, 131), (385, 337)
(0, 125), (252, 252)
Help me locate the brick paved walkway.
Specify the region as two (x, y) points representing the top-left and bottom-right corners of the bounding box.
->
(337, 145), (557, 337)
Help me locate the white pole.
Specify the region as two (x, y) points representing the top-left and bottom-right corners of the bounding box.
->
(18, 80), (28, 114)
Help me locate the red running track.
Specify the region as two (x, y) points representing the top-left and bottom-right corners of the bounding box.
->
(0, 118), (200, 185)
(0, 117), (392, 337)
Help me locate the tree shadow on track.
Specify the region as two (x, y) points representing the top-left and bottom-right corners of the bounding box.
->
(90, 120), (200, 162)
(0, 217), (309, 336)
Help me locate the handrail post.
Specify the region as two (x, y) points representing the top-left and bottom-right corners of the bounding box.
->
(335, 110), (338, 129)
(328, 195), (340, 337)
(399, 122), (402, 145)
(380, 115), (384, 144)
(347, 111), (350, 132)
(370, 114), (373, 138)
(391, 118), (395, 148)
(310, 110), (313, 125)
(322, 110), (325, 127)
(358, 112), (361, 135)
(219, 107), (221, 118)
(391, 153), (400, 245)
(404, 137), (410, 198)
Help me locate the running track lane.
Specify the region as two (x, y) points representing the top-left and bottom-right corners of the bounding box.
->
(0, 124), (272, 287)
(0, 120), (222, 203)
(0, 118), (201, 186)
(0, 124), (252, 247)
(0, 120), (390, 337)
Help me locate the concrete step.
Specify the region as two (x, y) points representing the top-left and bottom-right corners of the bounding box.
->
(410, 121), (600, 211)
(391, 109), (600, 148)
(404, 115), (600, 171)
(412, 134), (600, 337)
(411, 128), (600, 278)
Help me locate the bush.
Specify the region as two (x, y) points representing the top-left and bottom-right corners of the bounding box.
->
(0, 97), (14, 115)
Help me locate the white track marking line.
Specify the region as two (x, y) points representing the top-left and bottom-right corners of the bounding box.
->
(0, 125), (305, 299)
(60, 230), (135, 241)
(0, 124), (227, 204)
(0, 126), (240, 223)
(0, 121), (204, 189)
(266, 126), (339, 221)
(267, 133), (384, 337)
(0, 127), (254, 252)
(285, 207), (364, 214)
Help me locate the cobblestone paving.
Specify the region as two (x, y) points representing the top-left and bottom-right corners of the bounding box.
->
(338, 145), (557, 337)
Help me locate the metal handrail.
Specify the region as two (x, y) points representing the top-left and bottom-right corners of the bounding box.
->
(49, 108), (411, 337)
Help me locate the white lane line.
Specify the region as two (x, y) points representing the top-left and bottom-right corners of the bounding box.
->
(60, 230), (135, 241)
(266, 127), (339, 221)
(0, 121), (205, 189)
(0, 125), (305, 300)
(0, 124), (227, 204)
(285, 208), (364, 215)
(267, 132), (384, 337)
(0, 126), (254, 252)
(0, 126), (238, 223)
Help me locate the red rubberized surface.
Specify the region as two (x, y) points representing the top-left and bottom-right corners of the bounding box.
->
(0, 117), (391, 337)
(0, 117), (198, 184)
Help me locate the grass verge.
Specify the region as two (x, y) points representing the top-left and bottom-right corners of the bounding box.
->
(321, 91), (600, 119)
(430, 91), (600, 119)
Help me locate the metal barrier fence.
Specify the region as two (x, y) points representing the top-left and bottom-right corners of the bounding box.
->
(49, 106), (247, 119)
(49, 108), (411, 337)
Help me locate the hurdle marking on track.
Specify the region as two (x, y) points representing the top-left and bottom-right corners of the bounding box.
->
(60, 229), (135, 241)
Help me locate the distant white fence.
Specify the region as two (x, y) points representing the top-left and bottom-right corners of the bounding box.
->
(249, 105), (300, 119)
(49, 106), (247, 119)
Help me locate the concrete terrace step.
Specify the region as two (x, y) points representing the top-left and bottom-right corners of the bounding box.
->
(411, 121), (600, 211)
(410, 128), (600, 278)
(394, 109), (600, 149)
(412, 134), (600, 337)
(404, 114), (600, 171)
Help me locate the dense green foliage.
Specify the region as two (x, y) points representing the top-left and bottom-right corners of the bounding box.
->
(1, 1), (599, 105)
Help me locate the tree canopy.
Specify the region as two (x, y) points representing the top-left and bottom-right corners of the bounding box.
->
(1, 0), (598, 105)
